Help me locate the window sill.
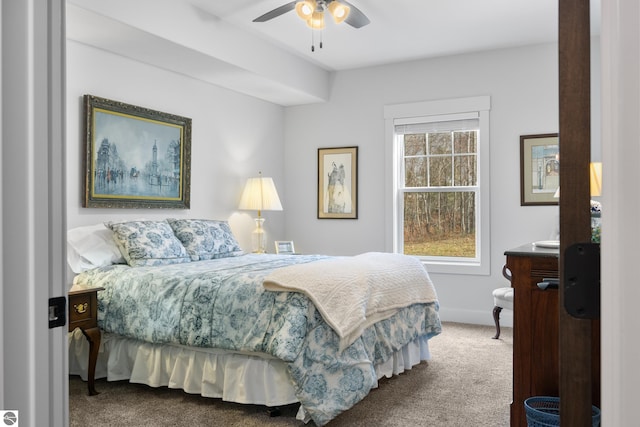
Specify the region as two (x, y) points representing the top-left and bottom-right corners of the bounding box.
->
(419, 259), (490, 276)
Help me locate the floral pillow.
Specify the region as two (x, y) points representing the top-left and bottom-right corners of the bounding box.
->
(105, 220), (191, 267)
(166, 218), (244, 261)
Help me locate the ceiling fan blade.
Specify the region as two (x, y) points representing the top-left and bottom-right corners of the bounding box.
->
(253, 1), (297, 22)
(341, 0), (370, 28)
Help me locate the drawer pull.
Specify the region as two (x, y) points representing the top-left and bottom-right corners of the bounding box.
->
(537, 278), (559, 290)
(74, 302), (88, 314)
(502, 265), (512, 282)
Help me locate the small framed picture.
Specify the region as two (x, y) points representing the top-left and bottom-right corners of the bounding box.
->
(520, 133), (559, 206)
(275, 241), (295, 255)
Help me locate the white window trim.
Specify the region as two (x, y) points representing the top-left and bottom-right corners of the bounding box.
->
(384, 96), (491, 275)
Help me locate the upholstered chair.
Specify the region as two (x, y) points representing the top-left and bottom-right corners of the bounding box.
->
(492, 266), (513, 339)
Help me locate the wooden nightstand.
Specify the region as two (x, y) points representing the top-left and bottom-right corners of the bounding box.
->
(68, 287), (104, 396)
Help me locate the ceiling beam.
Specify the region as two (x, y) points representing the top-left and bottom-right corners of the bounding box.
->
(66, 0), (331, 106)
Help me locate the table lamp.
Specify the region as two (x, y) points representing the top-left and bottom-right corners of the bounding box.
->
(238, 172), (283, 253)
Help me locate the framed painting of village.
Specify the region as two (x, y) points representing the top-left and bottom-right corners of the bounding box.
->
(83, 95), (191, 208)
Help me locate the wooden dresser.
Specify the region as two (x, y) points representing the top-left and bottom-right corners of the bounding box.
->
(505, 244), (559, 427)
(505, 243), (600, 427)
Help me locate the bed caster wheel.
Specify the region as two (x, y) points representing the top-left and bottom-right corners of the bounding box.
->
(266, 407), (281, 417)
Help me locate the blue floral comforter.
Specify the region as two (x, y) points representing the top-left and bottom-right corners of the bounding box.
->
(73, 253), (441, 426)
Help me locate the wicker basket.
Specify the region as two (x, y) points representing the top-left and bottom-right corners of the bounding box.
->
(524, 397), (600, 427)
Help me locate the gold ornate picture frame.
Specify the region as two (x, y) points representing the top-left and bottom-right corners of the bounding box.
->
(83, 95), (191, 209)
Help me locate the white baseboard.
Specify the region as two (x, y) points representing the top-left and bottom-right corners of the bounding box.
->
(437, 307), (513, 328)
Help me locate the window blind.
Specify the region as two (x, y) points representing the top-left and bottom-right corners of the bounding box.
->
(394, 118), (479, 134)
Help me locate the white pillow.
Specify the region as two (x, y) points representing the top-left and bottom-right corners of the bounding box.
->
(67, 223), (125, 273)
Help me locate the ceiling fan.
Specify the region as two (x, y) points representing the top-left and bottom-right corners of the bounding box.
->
(253, 0), (370, 30)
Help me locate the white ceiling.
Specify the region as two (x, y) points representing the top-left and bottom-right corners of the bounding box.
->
(66, 0), (601, 105)
(186, 0), (601, 71)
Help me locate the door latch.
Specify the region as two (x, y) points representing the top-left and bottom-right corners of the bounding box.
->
(48, 296), (66, 328)
(564, 242), (600, 319)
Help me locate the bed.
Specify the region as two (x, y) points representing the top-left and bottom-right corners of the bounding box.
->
(67, 219), (441, 426)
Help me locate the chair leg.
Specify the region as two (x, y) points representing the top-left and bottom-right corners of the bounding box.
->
(492, 306), (503, 339)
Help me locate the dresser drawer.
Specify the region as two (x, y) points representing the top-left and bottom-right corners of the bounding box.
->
(529, 257), (559, 281)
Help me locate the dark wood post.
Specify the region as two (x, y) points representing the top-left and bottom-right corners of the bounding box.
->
(558, 0), (597, 425)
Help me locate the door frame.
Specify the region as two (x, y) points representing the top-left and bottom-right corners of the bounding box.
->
(0, 0), (68, 425)
(600, 0), (640, 426)
(558, 0), (596, 425)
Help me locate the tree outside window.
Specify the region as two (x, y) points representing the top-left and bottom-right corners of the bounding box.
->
(401, 130), (478, 259)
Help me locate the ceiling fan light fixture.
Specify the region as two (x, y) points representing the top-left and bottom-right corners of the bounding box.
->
(327, 1), (350, 24)
(307, 11), (326, 29)
(295, 1), (316, 21)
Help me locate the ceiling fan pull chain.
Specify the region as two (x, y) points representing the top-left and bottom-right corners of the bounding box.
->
(311, 28), (315, 52)
(320, 29), (323, 49)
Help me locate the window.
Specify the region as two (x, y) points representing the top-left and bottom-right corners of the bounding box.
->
(384, 97), (491, 275)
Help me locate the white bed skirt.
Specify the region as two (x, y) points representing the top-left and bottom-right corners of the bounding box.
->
(69, 330), (431, 418)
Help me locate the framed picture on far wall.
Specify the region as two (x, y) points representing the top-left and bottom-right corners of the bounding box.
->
(82, 94), (192, 209)
(318, 146), (358, 219)
(520, 133), (559, 206)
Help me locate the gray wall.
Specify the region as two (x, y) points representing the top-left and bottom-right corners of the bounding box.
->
(66, 38), (601, 326)
(66, 40), (287, 274)
(283, 41), (601, 324)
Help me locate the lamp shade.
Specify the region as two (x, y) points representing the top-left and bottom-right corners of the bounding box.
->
(295, 0), (316, 20)
(307, 11), (326, 29)
(590, 162), (602, 197)
(238, 175), (283, 213)
(327, 1), (350, 24)
(553, 162), (603, 199)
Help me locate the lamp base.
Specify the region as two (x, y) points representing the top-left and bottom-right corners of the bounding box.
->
(251, 217), (266, 254)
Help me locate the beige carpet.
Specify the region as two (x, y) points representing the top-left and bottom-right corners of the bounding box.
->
(69, 322), (512, 426)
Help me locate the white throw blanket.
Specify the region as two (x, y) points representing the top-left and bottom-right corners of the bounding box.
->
(263, 252), (438, 351)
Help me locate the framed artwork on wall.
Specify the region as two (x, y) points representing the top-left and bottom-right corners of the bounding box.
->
(317, 146), (358, 219)
(520, 133), (559, 206)
(82, 94), (192, 209)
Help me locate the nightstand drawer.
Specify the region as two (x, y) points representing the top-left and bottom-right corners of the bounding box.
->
(68, 288), (103, 331)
